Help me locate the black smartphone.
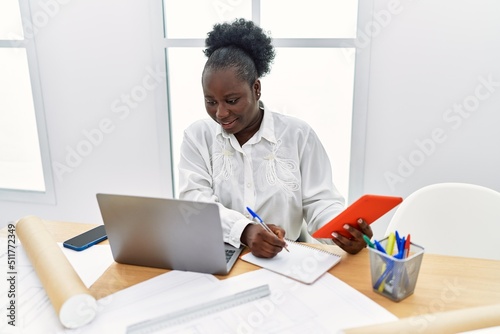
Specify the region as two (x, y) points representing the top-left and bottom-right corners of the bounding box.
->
(63, 225), (108, 251)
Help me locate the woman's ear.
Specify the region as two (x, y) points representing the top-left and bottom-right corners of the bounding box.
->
(254, 79), (261, 99)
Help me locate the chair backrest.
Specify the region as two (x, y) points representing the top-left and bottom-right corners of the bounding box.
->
(385, 183), (500, 260)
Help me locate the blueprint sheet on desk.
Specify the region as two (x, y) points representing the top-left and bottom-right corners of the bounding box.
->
(66, 269), (397, 333)
(0, 240), (114, 333)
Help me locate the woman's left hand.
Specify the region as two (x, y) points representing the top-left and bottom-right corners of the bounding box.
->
(331, 219), (373, 254)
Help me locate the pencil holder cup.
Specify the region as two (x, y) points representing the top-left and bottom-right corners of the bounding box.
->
(368, 237), (424, 302)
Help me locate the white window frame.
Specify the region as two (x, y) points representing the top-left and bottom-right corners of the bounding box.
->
(162, 0), (369, 203)
(349, 0), (373, 203)
(0, 1), (55, 204)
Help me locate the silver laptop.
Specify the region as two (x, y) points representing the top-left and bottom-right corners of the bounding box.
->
(96, 193), (242, 275)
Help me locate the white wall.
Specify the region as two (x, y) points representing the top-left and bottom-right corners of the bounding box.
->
(0, 0), (171, 226)
(353, 0), (500, 236)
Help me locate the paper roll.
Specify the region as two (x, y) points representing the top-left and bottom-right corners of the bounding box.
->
(16, 215), (97, 328)
(341, 303), (500, 334)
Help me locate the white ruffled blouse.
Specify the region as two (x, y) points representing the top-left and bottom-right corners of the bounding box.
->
(178, 103), (345, 248)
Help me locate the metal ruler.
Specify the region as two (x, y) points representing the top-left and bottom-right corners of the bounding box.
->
(126, 284), (271, 334)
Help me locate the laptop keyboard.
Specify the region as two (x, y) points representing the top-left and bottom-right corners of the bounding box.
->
(225, 249), (236, 263)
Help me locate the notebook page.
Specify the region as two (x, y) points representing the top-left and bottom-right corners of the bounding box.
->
(241, 241), (341, 284)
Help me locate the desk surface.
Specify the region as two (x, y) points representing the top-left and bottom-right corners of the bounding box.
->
(11, 220), (500, 319)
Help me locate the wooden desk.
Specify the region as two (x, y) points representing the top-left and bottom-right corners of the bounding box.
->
(11, 220), (500, 320)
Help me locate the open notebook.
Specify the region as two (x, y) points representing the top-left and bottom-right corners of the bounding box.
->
(241, 241), (341, 284)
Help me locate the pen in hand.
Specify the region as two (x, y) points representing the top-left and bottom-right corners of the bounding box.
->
(246, 207), (290, 252)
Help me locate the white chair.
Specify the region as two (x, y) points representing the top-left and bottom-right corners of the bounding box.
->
(385, 183), (500, 260)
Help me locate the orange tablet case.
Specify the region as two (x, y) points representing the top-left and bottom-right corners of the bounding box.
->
(312, 194), (403, 238)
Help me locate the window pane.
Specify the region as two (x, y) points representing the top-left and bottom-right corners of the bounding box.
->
(261, 0), (357, 38)
(164, 0), (252, 38)
(0, 48), (45, 191)
(261, 48), (355, 198)
(0, 0), (24, 40)
(168, 47), (355, 199)
(167, 48), (207, 195)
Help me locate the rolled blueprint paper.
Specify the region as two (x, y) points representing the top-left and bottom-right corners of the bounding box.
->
(16, 215), (97, 328)
(341, 303), (500, 334)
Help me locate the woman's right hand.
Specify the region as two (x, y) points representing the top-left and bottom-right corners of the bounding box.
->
(241, 224), (287, 258)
